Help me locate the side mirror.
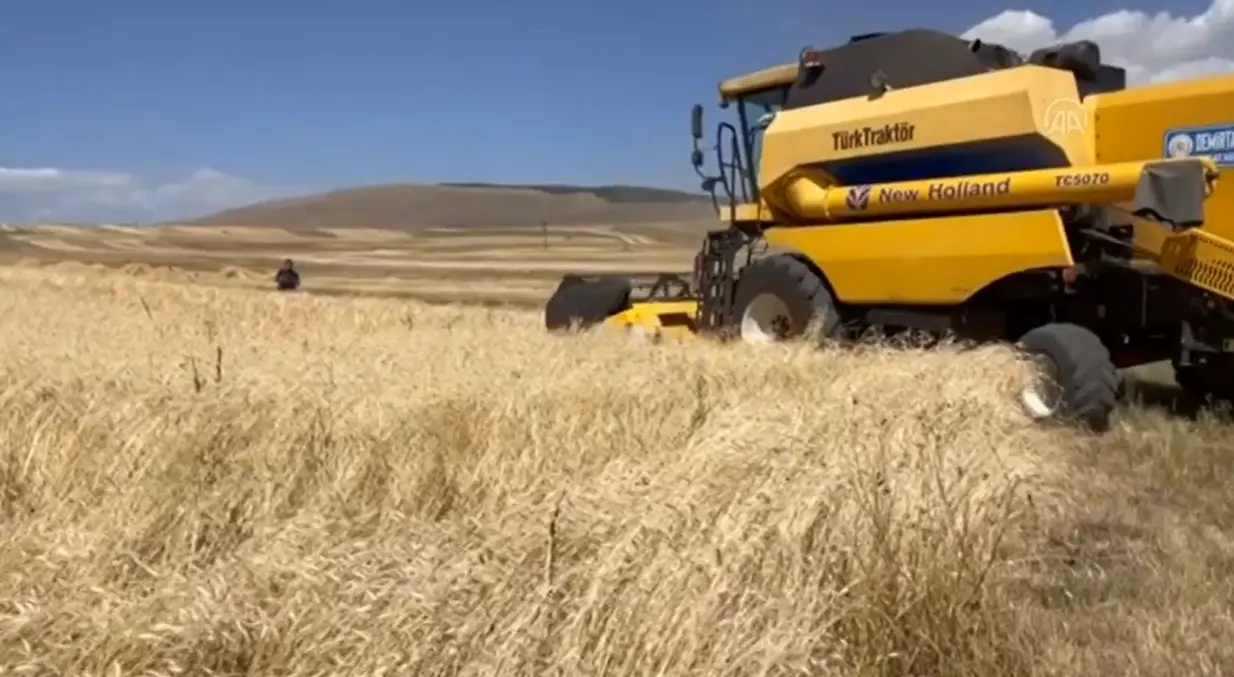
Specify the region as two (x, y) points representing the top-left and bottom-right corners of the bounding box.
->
(690, 104), (704, 140)
(690, 149), (704, 167)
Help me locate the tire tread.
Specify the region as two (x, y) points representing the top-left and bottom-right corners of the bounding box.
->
(1019, 322), (1120, 431)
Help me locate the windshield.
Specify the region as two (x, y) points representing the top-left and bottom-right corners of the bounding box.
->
(736, 87), (788, 198)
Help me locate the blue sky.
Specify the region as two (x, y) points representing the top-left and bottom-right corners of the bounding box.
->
(0, 0), (1226, 221)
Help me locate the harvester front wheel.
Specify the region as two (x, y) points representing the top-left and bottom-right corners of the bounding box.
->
(1017, 323), (1120, 432)
(731, 255), (840, 343)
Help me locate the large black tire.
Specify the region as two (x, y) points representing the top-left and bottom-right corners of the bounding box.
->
(1017, 323), (1120, 432)
(730, 255), (841, 342)
(544, 276), (633, 332)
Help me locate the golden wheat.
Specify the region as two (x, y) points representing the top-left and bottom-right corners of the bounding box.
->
(0, 264), (1232, 676)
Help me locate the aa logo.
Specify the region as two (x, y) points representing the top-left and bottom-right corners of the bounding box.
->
(1165, 132), (1194, 158)
(1043, 98), (1087, 137)
(846, 184), (871, 210)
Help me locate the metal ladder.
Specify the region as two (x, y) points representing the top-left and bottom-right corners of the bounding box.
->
(693, 228), (748, 335)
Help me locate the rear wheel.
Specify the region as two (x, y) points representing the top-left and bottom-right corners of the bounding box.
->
(1017, 323), (1120, 432)
(731, 255), (841, 343)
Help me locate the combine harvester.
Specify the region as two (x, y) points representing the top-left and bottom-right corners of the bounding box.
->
(545, 28), (1234, 432)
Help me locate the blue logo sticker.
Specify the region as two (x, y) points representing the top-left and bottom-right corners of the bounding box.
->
(846, 184), (871, 210)
(1164, 124), (1234, 167)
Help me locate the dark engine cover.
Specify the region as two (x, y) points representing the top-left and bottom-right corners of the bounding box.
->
(784, 29), (1125, 111)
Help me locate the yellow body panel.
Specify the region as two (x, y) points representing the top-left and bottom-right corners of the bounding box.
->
(603, 300), (699, 339)
(758, 66), (1094, 201)
(740, 66), (1100, 306)
(1088, 73), (1234, 242)
(763, 210), (1072, 304)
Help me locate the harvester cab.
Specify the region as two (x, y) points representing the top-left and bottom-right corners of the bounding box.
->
(545, 27), (1234, 433)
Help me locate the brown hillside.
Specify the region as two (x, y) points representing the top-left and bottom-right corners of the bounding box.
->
(188, 183), (717, 229)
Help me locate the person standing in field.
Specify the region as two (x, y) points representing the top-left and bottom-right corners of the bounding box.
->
(275, 259), (300, 291)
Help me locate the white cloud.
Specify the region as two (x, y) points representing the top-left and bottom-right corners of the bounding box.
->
(964, 0), (1234, 84)
(0, 167), (304, 224)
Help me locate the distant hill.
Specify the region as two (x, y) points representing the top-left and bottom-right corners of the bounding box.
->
(186, 182), (716, 229)
(435, 183), (711, 204)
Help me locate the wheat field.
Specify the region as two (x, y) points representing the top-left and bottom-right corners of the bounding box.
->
(1, 263), (1233, 676)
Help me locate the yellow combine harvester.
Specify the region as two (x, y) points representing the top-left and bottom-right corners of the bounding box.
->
(544, 28), (1234, 432)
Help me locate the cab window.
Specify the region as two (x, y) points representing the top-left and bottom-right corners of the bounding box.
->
(736, 86), (789, 196)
